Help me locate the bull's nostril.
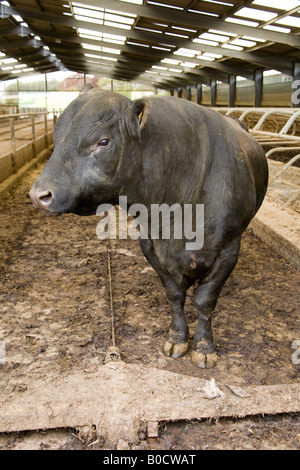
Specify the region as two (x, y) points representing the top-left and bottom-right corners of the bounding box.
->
(38, 190), (53, 205)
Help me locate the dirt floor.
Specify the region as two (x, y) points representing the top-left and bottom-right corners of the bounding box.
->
(0, 164), (299, 450)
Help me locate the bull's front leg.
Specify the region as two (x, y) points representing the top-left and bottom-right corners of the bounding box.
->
(139, 238), (189, 358)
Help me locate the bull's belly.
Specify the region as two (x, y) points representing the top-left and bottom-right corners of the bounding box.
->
(152, 238), (217, 288)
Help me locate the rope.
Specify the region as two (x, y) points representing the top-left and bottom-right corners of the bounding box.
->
(106, 237), (115, 347)
(105, 238), (121, 363)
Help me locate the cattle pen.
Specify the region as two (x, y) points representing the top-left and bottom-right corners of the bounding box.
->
(0, 0), (300, 453)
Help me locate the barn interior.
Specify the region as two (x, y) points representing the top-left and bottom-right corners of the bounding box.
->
(0, 0), (299, 451)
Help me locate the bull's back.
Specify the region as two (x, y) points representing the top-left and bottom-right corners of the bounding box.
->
(145, 97), (268, 216)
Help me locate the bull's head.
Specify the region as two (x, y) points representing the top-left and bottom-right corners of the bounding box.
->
(30, 88), (150, 216)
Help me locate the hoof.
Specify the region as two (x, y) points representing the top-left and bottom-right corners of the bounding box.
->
(163, 340), (189, 358)
(191, 350), (217, 369)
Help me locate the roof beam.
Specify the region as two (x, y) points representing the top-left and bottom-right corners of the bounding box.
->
(51, 39), (246, 82)
(1, 3), (298, 85)
(176, 42), (293, 75)
(61, 57), (151, 77)
(0, 38), (42, 51)
(59, 51), (230, 83)
(3, 6), (298, 65)
(0, 71), (13, 80)
(85, 0), (300, 47)
(143, 74), (204, 88)
(61, 56), (209, 85)
(62, 61), (169, 88)
(0, 25), (22, 36)
(62, 58), (208, 88)
(7, 23), (294, 76)
(0, 26), (256, 81)
(0, 43), (59, 78)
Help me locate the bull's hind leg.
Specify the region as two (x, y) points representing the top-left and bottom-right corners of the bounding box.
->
(193, 238), (241, 368)
(139, 238), (189, 358)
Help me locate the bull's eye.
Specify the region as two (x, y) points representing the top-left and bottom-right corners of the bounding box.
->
(90, 138), (111, 155)
(98, 138), (110, 147)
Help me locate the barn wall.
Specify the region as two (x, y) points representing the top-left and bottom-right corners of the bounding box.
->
(0, 131), (53, 185)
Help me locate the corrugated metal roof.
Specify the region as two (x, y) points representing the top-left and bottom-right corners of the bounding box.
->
(0, 0), (299, 88)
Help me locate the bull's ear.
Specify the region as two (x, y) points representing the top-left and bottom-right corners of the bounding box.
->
(80, 83), (94, 94)
(127, 98), (151, 138)
(133, 98), (150, 131)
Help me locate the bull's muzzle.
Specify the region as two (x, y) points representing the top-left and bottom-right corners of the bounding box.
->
(29, 187), (54, 211)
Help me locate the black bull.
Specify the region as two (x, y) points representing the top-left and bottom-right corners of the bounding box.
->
(30, 89), (268, 368)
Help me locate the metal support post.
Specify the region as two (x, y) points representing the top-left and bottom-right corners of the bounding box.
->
(255, 69), (263, 107)
(211, 80), (217, 107)
(9, 117), (16, 173)
(229, 75), (236, 108)
(186, 86), (191, 101)
(44, 113), (48, 147)
(53, 109), (57, 125)
(197, 84), (202, 105)
(31, 114), (36, 158)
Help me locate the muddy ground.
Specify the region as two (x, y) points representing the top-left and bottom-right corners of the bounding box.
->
(0, 165), (299, 450)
